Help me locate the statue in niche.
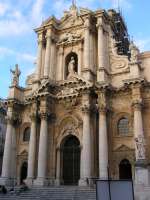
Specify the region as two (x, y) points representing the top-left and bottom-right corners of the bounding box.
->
(10, 64), (21, 87)
(135, 135), (146, 160)
(67, 56), (77, 79)
(129, 41), (139, 63)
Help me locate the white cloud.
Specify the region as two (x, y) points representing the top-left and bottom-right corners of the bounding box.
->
(31, 0), (45, 25)
(135, 38), (150, 52)
(112, 0), (132, 10)
(0, 2), (9, 16)
(0, 46), (36, 62)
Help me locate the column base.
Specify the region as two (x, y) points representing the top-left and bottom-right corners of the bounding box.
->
(79, 178), (92, 186)
(55, 179), (61, 186)
(135, 160), (150, 186)
(0, 177), (16, 186)
(25, 177), (34, 186)
(34, 177), (49, 186)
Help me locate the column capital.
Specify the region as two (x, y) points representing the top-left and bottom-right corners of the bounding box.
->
(96, 17), (103, 29)
(30, 113), (37, 122)
(132, 99), (143, 111)
(84, 18), (90, 29)
(39, 111), (50, 120)
(82, 104), (91, 113)
(5, 116), (14, 125)
(38, 33), (43, 44)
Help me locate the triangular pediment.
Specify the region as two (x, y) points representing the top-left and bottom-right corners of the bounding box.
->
(59, 15), (83, 29)
(114, 144), (133, 152)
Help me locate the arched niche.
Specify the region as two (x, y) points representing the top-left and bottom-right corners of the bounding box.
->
(65, 52), (78, 79)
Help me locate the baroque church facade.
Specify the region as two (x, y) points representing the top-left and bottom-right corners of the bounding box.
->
(1, 3), (150, 189)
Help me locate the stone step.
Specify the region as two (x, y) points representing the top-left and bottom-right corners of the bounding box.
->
(0, 186), (96, 200)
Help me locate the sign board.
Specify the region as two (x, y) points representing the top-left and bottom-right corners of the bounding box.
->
(96, 180), (134, 200)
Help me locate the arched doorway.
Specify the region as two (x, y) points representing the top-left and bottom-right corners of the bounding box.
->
(20, 162), (28, 184)
(119, 159), (132, 180)
(61, 135), (80, 185)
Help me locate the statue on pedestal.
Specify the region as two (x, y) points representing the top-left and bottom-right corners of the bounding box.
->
(67, 56), (77, 79)
(10, 64), (21, 87)
(129, 41), (139, 63)
(135, 135), (146, 160)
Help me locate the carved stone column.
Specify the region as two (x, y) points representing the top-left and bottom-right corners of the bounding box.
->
(34, 99), (49, 186)
(98, 91), (108, 179)
(26, 113), (37, 185)
(96, 17), (107, 82)
(78, 43), (83, 76)
(57, 47), (64, 80)
(55, 148), (61, 185)
(83, 18), (91, 80)
(44, 29), (52, 78)
(133, 101), (145, 161)
(0, 106), (16, 186)
(132, 85), (149, 185)
(79, 92), (92, 186)
(49, 39), (56, 79)
(36, 33), (43, 80)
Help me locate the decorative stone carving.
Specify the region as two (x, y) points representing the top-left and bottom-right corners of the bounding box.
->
(110, 37), (129, 73)
(10, 64), (21, 87)
(135, 135), (146, 160)
(58, 32), (81, 45)
(129, 41), (139, 63)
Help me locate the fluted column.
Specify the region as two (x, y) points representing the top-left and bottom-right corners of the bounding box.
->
(98, 91), (108, 179)
(0, 106), (16, 186)
(44, 29), (52, 78)
(79, 93), (92, 186)
(49, 40), (56, 79)
(78, 43), (83, 76)
(55, 148), (61, 185)
(36, 33), (43, 80)
(99, 108), (108, 179)
(83, 18), (91, 80)
(27, 114), (37, 185)
(35, 112), (48, 186)
(57, 47), (64, 80)
(96, 17), (107, 82)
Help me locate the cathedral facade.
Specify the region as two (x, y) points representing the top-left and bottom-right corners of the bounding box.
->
(1, 4), (150, 189)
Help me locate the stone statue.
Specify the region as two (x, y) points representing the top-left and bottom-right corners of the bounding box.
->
(67, 56), (77, 79)
(129, 41), (139, 63)
(10, 64), (21, 86)
(135, 135), (146, 160)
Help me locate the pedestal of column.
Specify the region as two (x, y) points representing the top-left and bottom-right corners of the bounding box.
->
(26, 114), (37, 186)
(79, 93), (92, 186)
(133, 101), (150, 186)
(0, 113), (16, 186)
(34, 112), (48, 186)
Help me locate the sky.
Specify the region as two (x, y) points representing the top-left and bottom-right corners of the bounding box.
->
(0, 0), (150, 98)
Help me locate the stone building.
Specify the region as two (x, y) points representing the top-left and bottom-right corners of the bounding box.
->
(0, 99), (6, 175)
(0, 3), (150, 194)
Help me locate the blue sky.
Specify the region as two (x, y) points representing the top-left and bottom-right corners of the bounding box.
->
(0, 0), (150, 98)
